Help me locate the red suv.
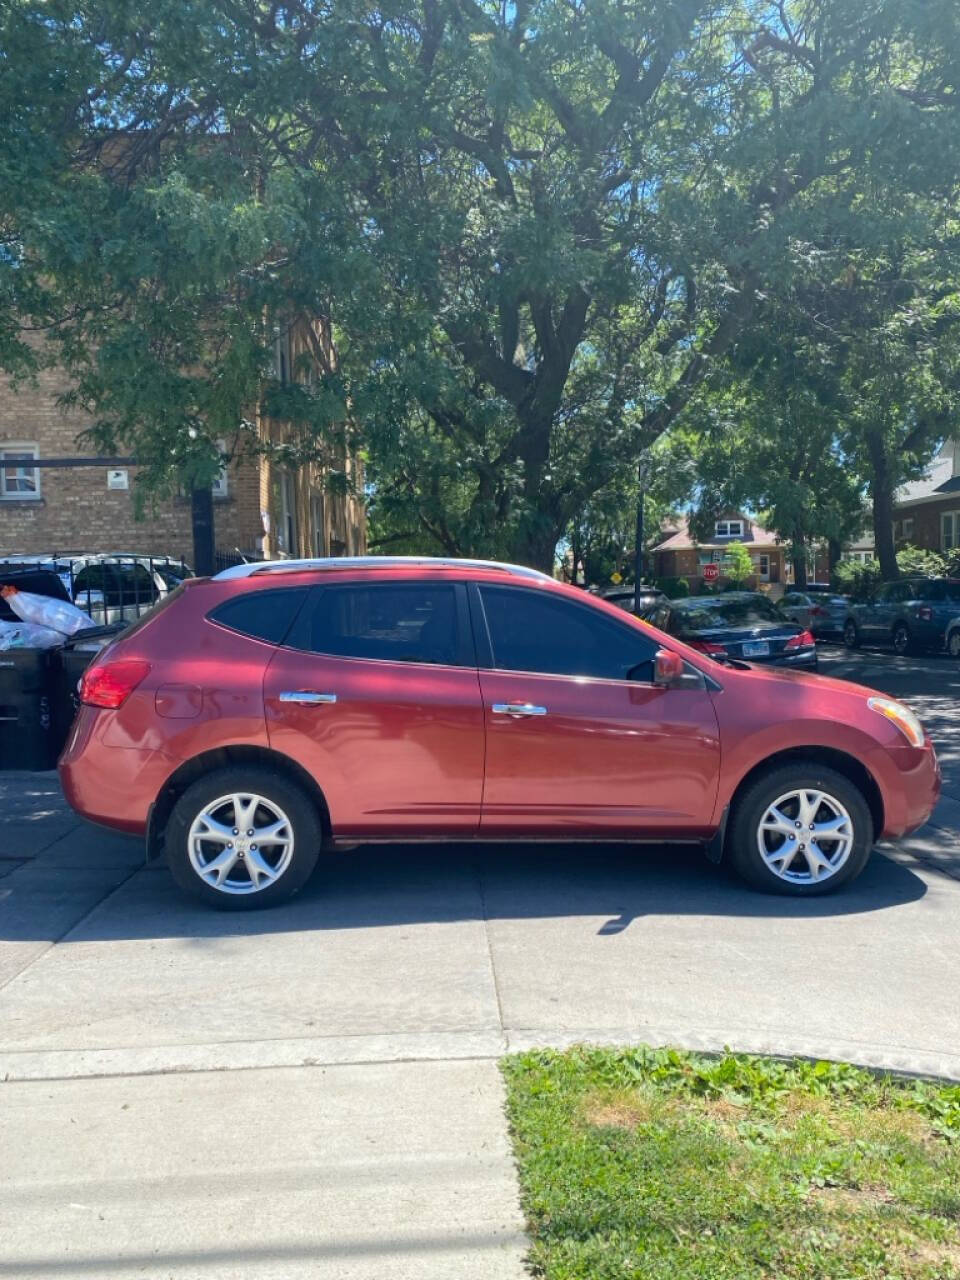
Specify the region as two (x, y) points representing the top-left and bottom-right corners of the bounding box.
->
(59, 558), (940, 907)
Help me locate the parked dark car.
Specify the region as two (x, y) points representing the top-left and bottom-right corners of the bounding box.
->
(642, 592), (818, 670)
(603, 586), (669, 615)
(842, 578), (960, 654)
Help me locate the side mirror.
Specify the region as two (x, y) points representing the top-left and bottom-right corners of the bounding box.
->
(654, 648), (685, 687)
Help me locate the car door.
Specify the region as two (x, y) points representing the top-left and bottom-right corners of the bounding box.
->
(874, 582), (910, 642)
(857, 585), (888, 640)
(263, 578), (484, 838)
(472, 583), (721, 838)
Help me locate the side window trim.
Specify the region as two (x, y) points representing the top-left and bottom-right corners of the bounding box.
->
(472, 581), (658, 684)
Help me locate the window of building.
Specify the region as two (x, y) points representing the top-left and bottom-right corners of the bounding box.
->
(278, 472), (297, 555)
(752, 554), (770, 579)
(0, 445), (40, 499)
(478, 585), (658, 682)
(715, 520), (744, 538)
(210, 440), (229, 499)
(941, 512), (960, 551)
(901, 517), (914, 539)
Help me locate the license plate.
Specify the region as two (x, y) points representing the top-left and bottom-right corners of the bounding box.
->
(742, 640), (770, 657)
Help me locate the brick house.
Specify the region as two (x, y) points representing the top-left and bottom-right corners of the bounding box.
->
(0, 316), (365, 566)
(652, 512), (830, 592)
(891, 439), (960, 556)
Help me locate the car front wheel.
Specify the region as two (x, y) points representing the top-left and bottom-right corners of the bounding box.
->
(727, 763), (873, 896)
(843, 619), (859, 649)
(948, 630), (960, 659)
(166, 767), (322, 909)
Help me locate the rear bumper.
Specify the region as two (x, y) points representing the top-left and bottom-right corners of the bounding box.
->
(762, 648), (818, 671)
(58, 706), (172, 836)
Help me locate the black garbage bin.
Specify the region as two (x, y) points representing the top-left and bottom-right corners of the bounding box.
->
(0, 648), (58, 771)
(51, 625), (127, 754)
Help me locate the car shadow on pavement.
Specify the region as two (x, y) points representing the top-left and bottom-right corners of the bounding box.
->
(0, 839), (929, 945)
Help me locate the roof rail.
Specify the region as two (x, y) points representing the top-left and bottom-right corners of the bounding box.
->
(212, 555), (554, 582)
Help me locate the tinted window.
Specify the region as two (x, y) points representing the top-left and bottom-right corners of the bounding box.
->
(782, 593), (803, 606)
(479, 585), (657, 681)
(297, 584), (460, 666)
(674, 595), (785, 630)
(209, 588), (307, 645)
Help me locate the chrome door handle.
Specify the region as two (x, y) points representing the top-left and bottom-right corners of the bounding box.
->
(279, 691), (337, 705)
(492, 702), (547, 718)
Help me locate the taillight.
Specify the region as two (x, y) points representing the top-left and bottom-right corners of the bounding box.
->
(785, 629), (815, 650)
(918, 606), (933, 621)
(79, 660), (151, 709)
(688, 639), (727, 657)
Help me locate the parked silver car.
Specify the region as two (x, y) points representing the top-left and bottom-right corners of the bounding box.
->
(780, 588), (849, 639)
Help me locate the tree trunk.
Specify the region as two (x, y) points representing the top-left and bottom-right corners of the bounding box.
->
(509, 522), (562, 575)
(828, 537), (842, 571)
(792, 534), (808, 589)
(866, 430), (898, 580)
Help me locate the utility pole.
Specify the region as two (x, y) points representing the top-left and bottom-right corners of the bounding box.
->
(190, 486), (216, 576)
(633, 456), (648, 590)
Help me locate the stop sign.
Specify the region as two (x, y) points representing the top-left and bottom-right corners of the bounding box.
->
(702, 562), (720, 583)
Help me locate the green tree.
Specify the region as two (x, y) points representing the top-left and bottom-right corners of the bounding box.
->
(2, 1), (959, 567)
(722, 540), (754, 586)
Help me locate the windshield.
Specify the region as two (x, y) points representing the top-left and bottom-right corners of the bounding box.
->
(676, 595), (786, 630)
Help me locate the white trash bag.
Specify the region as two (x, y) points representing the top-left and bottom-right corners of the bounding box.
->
(0, 586), (95, 637)
(0, 620), (65, 650)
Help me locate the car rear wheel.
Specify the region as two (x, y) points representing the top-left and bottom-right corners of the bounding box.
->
(892, 622), (913, 656)
(166, 767), (322, 909)
(842, 619), (859, 649)
(727, 763), (873, 896)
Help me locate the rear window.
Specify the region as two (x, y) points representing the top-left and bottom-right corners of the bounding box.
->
(676, 595), (785, 629)
(208, 588), (308, 645)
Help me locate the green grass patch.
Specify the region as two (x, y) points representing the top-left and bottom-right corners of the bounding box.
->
(502, 1046), (960, 1279)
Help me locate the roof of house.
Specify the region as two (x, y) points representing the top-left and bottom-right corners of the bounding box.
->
(895, 442), (960, 507)
(654, 515), (780, 553)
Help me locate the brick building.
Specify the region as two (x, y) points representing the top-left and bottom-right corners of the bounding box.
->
(0, 318), (365, 566)
(891, 439), (960, 556)
(652, 511), (830, 592)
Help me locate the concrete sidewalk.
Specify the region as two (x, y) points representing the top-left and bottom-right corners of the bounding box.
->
(0, 1059), (526, 1279)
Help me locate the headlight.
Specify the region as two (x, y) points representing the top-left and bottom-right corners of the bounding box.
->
(868, 696), (925, 748)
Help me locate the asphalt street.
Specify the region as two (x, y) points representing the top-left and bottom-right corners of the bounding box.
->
(0, 643), (958, 1278)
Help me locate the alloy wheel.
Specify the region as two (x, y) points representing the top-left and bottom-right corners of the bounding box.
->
(843, 621), (857, 647)
(893, 624), (909, 655)
(949, 632), (960, 658)
(187, 792), (295, 894)
(756, 788), (855, 885)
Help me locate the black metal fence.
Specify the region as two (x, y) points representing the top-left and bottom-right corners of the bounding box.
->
(0, 554), (194, 626)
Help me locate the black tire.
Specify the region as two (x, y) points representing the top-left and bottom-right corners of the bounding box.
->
(842, 619), (860, 649)
(892, 621), (913, 656)
(948, 630), (960, 659)
(166, 766), (322, 909)
(727, 763), (874, 897)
